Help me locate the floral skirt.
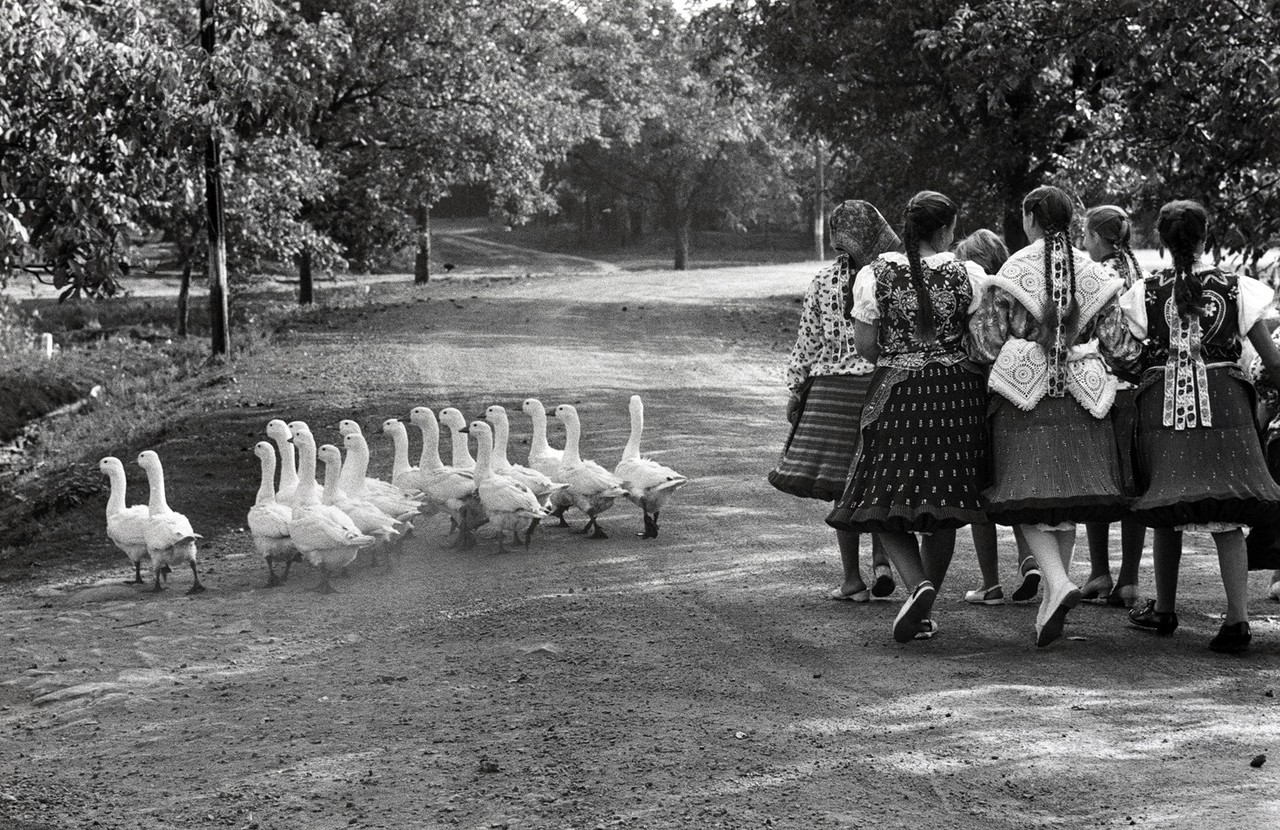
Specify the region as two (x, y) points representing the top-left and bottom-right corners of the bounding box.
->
(826, 362), (987, 534)
(983, 395), (1128, 526)
(768, 374), (869, 502)
(1130, 367), (1280, 528)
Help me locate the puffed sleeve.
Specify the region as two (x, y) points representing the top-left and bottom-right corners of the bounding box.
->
(785, 278), (823, 392)
(849, 264), (880, 324)
(967, 286), (1015, 364)
(961, 260), (990, 314)
(1093, 297), (1142, 373)
(1237, 275), (1274, 335)
(1118, 280), (1147, 339)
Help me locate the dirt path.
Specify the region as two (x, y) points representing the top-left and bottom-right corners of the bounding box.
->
(2, 265), (1280, 829)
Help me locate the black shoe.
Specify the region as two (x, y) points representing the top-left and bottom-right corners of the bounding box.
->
(1209, 621), (1251, 654)
(1011, 557), (1041, 603)
(1128, 599), (1178, 635)
(870, 565), (896, 598)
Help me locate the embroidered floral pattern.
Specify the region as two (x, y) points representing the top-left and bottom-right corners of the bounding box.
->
(871, 256), (972, 365)
(785, 256), (873, 391)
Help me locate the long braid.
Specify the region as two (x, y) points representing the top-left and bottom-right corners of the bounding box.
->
(901, 219), (937, 343)
(1158, 201), (1210, 320)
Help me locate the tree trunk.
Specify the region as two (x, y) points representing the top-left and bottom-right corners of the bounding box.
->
(673, 213), (691, 271)
(177, 259), (192, 337)
(813, 139), (825, 261)
(414, 203), (431, 284)
(201, 0), (230, 357)
(299, 247), (313, 305)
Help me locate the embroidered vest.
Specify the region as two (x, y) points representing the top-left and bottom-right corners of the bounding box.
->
(871, 255), (972, 369)
(1142, 268), (1241, 429)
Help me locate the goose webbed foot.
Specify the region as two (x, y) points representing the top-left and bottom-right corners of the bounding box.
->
(523, 518), (540, 547)
(151, 576), (164, 594)
(313, 567), (337, 594)
(281, 557), (296, 583)
(265, 564), (281, 588)
(583, 516), (608, 539)
(185, 564), (206, 595)
(551, 506), (569, 528)
(159, 563), (172, 583)
(638, 512), (659, 538)
(125, 562), (144, 584)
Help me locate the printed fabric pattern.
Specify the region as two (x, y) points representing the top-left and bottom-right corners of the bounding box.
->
(871, 255), (973, 368)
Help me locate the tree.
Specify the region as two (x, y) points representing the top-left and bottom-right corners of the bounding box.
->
(562, 0), (799, 269)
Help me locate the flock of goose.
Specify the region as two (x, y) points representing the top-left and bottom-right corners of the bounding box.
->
(99, 396), (689, 594)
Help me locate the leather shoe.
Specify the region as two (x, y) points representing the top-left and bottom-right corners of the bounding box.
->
(1209, 621), (1251, 654)
(1080, 573), (1113, 601)
(893, 581), (936, 643)
(1011, 557), (1041, 602)
(1128, 599), (1178, 635)
(1035, 582), (1082, 647)
(870, 565), (896, 598)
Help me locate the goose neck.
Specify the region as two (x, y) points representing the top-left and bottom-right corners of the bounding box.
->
(390, 426), (412, 479)
(623, 406), (644, 460)
(144, 463), (169, 513)
(416, 421), (445, 471)
(320, 456), (342, 505)
(450, 425), (474, 468)
(562, 415), (582, 464)
(339, 439), (369, 493)
(491, 414), (511, 467)
(105, 466), (127, 514)
(530, 410), (549, 453)
(257, 453), (277, 505)
(274, 435), (299, 489)
(473, 432), (493, 481)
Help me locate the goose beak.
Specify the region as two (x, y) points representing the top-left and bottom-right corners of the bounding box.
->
(459, 426), (470, 434)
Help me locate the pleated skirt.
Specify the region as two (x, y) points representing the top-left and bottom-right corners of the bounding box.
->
(984, 395), (1128, 526)
(826, 362), (987, 534)
(768, 374), (868, 502)
(1130, 367), (1280, 528)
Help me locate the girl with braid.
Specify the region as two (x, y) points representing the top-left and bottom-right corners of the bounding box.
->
(1079, 205), (1150, 609)
(969, 185), (1141, 647)
(1121, 200), (1280, 653)
(827, 191), (989, 643)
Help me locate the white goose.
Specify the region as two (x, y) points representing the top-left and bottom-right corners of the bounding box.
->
(437, 407), (476, 471)
(484, 404), (569, 504)
(397, 412), (479, 546)
(615, 395), (689, 538)
(98, 456), (151, 584)
(336, 430), (422, 522)
(522, 397), (573, 525)
(553, 404), (628, 539)
(466, 420), (549, 554)
(287, 423), (375, 593)
(248, 442), (300, 586)
(266, 418), (309, 508)
(136, 450), (205, 594)
(328, 437), (410, 549)
(337, 419), (423, 502)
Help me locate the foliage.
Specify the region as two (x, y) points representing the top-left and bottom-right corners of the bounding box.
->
(558, 0), (801, 269)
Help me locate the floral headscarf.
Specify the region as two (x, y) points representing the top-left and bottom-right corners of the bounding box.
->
(830, 200), (902, 270)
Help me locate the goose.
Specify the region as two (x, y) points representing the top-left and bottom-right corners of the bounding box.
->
(522, 397), (573, 525)
(247, 442), (301, 586)
(98, 456), (151, 584)
(438, 408), (477, 471)
(336, 429), (423, 523)
(484, 404), (569, 505)
(328, 437), (410, 547)
(465, 420), (549, 554)
(336, 419), (423, 502)
(615, 395), (689, 538)
(553, 404), (629, 539)
(136, 450), (205, 594)
(286, 423), (375, 593)
(266, 418), (309, 508)
(397, 412), (480, 547)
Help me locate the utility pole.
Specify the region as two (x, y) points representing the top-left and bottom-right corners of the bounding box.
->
(201, 0), (231, 356)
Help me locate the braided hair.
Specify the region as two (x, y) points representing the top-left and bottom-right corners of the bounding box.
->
(1023, 185), (1078, 347)
(1156, 200), (1210, 319)
(1084, 205), (1142, 288)
(901, 190), (958, 343)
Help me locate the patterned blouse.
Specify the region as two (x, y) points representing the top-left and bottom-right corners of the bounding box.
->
(850, 251), (984, 370)
(785, 256), (873, 392)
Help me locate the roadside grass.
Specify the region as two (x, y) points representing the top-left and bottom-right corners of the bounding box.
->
(0, 284), (381, 558)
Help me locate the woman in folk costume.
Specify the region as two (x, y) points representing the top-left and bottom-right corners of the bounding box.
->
(1078, 205), (1150, 609)
(952, 229), (1040, 608)
(770, 200), (897, 603)
(1121, 200), (1280, 653)
(826, 191), (989, 643)
(969, 185), (1141, 647)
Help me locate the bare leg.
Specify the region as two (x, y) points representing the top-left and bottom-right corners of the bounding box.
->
(1214, 529), (1248, 626)
(1151, 527), (1182, 614)
(880, 530), (937, 642)
(1117, 518), (1145, 588)
(879, 530), (925, 588)
(921, 528), (956, 590)
(835, 529), (869, 597)
(1084, 521), (1112, 583)
(971, 523), (1001, 589)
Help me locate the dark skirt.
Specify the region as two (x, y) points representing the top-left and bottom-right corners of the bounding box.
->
(1112, 387), (1140, 498)
(826, 362), (987, 534)
(984, 395), (1128, 526)
(768, 374), (870, 502)
(1130, 366), (1280, 528)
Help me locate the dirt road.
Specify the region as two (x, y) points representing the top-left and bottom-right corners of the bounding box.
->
(2, 263), (1279, 829)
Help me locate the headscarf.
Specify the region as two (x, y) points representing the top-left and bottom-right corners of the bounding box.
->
(830, 200), (902, 270)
